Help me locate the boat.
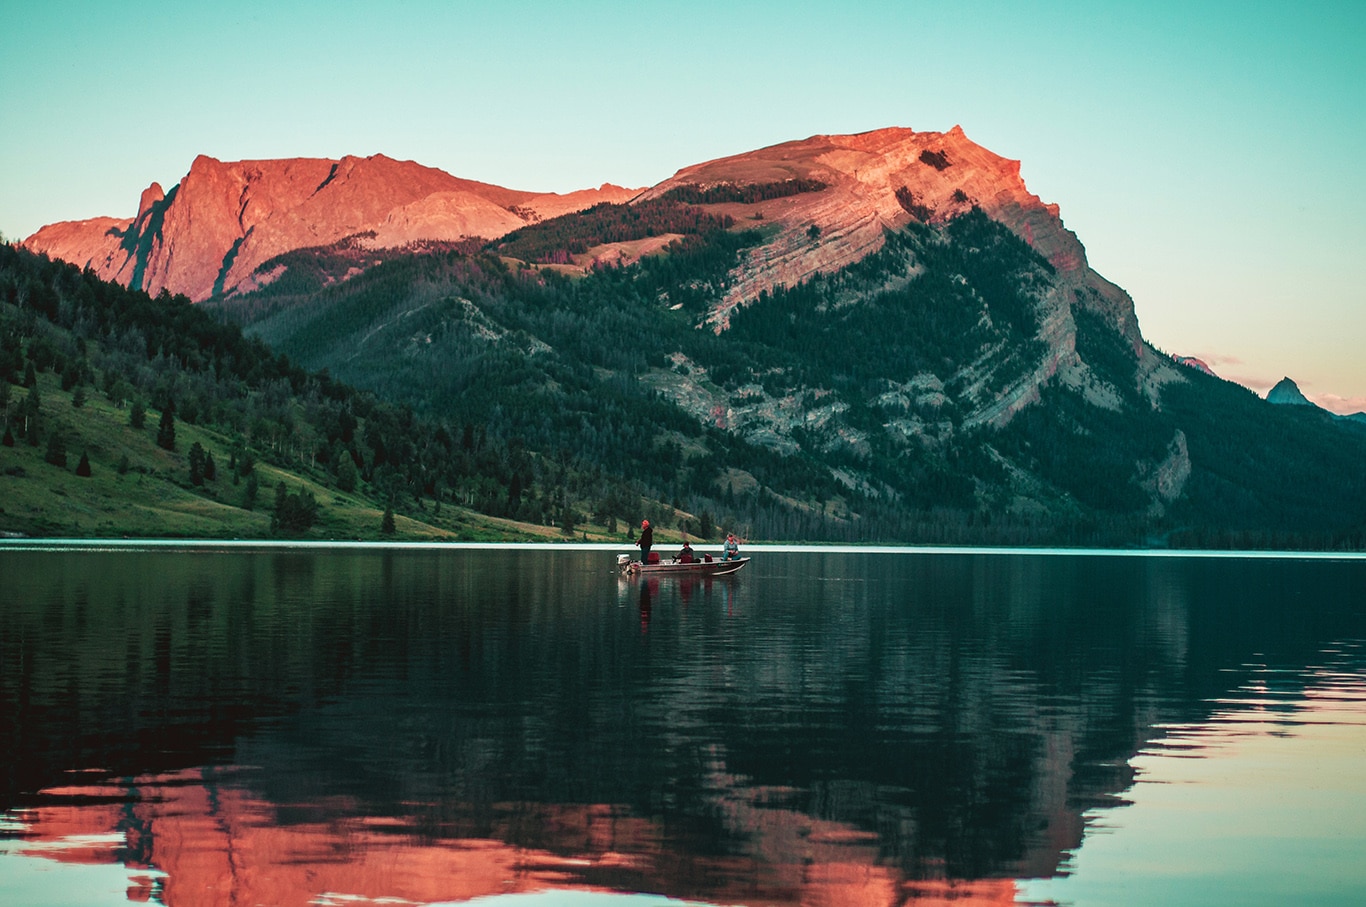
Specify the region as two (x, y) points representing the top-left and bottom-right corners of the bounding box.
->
(617, 553), (750, 576)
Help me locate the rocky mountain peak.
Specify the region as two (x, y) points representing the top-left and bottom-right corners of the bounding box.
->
(641, 126), (1140, 349)
(23, 155), (638, 301)
(633, 126), (1161, 428)
(1266, 377), (1314, 406)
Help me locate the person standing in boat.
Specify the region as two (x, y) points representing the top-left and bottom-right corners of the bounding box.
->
(636, 519), (653, 564)
(723, 533), (740, 561)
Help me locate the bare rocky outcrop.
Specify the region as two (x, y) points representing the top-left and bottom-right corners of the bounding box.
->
(17, 216), (134, 281)
(635, 126), (1173, 428)
(23, 155), (637, 301)
(643, 127), (1133, 329)
(1139, 430), (1192, 517)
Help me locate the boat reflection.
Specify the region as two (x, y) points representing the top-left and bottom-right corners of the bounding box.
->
(620, 572), (740, 632)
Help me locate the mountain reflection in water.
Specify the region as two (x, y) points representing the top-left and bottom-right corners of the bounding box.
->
(1, 547), (1364, 906)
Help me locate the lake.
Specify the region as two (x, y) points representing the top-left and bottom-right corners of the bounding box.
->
(1, 544), (1364, 906)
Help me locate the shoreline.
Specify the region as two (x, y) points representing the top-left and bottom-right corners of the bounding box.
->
(2, 538), (1364, 560)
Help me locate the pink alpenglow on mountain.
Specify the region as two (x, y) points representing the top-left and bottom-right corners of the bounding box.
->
(641, 126), (1136, 340)
(23, 126), (1169, 431)
(1172, 355), (1218, 377)
(22, 154), (637, 302)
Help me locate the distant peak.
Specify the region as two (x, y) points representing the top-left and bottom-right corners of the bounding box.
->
(1266, 377), (1314, 406)
(1172, 355), (1217, 378)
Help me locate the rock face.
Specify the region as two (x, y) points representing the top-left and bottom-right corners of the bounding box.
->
(644, 126), (1139, 336)
(640, 126), (1174, 429)
(1265, 376), (1315, 407)
(23, 154), (637, 301)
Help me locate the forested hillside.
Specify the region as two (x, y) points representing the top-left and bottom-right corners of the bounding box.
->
(0, 243), (699, 541)
(204, 205), (1366, 549)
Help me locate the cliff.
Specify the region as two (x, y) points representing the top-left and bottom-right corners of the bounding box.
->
(23, 154), (636, 301)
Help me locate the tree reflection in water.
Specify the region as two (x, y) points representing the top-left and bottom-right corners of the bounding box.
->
(2, 547), (1364, 905)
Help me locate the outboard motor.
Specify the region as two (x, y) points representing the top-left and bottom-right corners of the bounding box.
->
(617, 553), (632, 573)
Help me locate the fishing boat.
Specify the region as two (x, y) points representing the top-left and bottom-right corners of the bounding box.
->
(617, 553), (750, 576)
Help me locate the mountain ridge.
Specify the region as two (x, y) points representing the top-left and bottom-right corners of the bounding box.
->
(23, 127), (1117, 310)
(24, 126), (1178, 432)
(23, 153), (638, 302)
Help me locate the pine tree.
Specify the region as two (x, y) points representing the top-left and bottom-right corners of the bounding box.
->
(75, 451), (92, 477)
(129, 399), (146, 429)
(71, 385), (86, 408)
(23, 360), (35, 388)
(381, 505), (396, 535)
(156, 406), (176, 451)
(271, 484), (319, 534)
(188, 442), (207, 485)
(2, 425), (13, 447)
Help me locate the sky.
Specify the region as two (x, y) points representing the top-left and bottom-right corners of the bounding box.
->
(3, 0), (1363, 411)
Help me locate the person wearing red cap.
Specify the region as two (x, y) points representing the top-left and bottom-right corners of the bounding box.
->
(635, 519), (653, 565)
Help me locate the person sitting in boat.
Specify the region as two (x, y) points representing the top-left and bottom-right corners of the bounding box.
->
(723, 533), (740, 561)
(677, 540), (695, 564)
(636, 519), (653, 565)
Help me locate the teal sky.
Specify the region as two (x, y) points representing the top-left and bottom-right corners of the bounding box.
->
(3, 1), (1363, 410)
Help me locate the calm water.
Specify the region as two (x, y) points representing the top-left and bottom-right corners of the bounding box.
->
(1, 545), (1364, 906)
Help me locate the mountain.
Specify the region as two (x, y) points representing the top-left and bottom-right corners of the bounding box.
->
(22, 154), (637, 302)
(648, 127), (1133, 324)
(1172, 355), (1218, 377)
(26, 126), (1162, 426)
(1266, 376), (1366, 427)
(1266, 376), (1315, 407)
(14, 128), (1366, 547)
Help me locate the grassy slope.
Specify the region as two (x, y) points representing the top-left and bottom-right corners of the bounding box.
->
(0, 371), (638, 543)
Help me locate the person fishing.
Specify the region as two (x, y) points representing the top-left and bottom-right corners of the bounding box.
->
(723, 533), (740, 561)
(636, 519), (653, 564)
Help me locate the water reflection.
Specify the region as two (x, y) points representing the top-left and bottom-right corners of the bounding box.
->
(1, 549), (1364, 905)
(1021, 645), (1366, 907)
